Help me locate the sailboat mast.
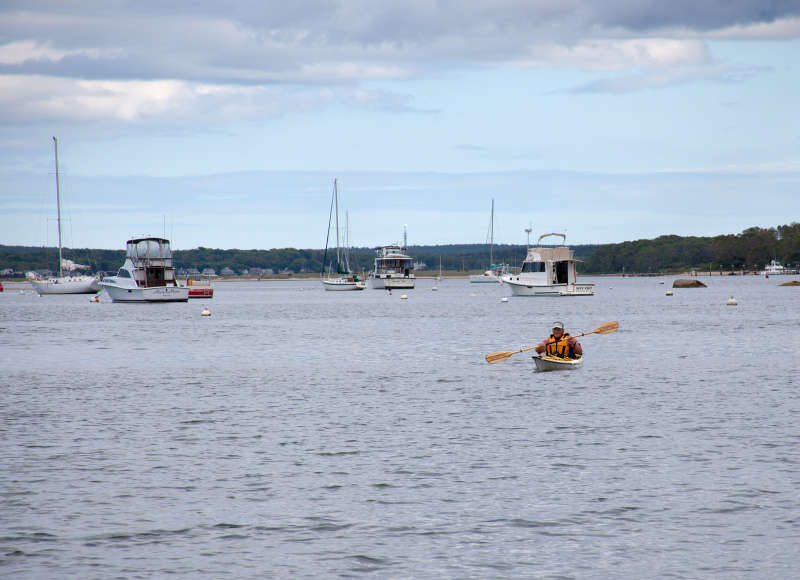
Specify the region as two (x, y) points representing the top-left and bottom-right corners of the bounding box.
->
(334, 178), (340, 269)
(53, 136), (63, 278)
(489, 198), (494, 267)
(345, 211), (351, 272)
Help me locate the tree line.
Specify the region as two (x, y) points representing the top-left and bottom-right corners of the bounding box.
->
(2, 223), (799, 275)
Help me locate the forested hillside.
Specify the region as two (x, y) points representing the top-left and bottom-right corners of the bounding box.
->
(2, 223), (798, 275)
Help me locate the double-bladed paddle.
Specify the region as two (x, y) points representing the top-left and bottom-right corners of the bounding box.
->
(485, 320), (619, 364)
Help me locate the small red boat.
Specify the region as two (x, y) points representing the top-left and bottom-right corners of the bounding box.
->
(185, 277), (213, 298)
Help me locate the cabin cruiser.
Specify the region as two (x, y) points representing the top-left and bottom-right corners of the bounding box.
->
(500, 233), (594, 296)
(762, 260), (785, 276)
(370, 244), (415, 289)
(100, 237), (189, 302)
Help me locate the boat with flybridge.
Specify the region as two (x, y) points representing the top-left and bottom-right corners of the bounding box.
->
(500, 233), (594, 296)
(100, 237), (189, 302)
(370, 226), (415, 290)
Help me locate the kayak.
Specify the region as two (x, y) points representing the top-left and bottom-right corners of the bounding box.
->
(532, 354), (583, 372)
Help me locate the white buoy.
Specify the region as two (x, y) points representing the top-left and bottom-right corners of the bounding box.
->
(400, 294), (408, 300)
(666, 290), (673, 296)
(726, 296), (738, 306)
(501, 297), (509, 302)
(201, 308), (211, 316)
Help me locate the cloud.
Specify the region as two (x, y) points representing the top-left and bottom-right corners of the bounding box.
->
(0, 3), (798, 123)
(707, 16), (800, 39)
(0, 74), (422, 123)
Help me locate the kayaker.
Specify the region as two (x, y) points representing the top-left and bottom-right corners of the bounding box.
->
(534, 322), (582, 359)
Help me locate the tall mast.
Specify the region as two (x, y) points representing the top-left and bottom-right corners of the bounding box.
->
(334, 178), (340, 269)
(490, 198), (494, 267)
(53, 136), (63, 278)
(345, 211), (351, 272)
(403, 224), (407, 250)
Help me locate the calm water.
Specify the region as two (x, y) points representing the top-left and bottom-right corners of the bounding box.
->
(1, 276), (799, 579)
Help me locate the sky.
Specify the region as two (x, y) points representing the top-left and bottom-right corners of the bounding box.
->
(1, 1), (799, 250)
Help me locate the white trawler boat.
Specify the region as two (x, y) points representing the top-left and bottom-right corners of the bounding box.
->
(321, 179), (366, 291)
(469, 199), (509, 283)
(370, 226), (416, 290)
(100, 237), (189, 302)
(501, 233), (594, 296)
(31, 137), (101, 295)
(762, 260), (785, 276)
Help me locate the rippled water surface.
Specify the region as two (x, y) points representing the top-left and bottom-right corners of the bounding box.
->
(2, 277), (799, 578)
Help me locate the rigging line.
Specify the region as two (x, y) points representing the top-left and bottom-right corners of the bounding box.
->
(321, 181), (335, 275)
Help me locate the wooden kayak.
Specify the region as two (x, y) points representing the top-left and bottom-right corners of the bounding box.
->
(532, 354), (583, 372)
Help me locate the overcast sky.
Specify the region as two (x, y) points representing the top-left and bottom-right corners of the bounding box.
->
(1, 1), (799, 249)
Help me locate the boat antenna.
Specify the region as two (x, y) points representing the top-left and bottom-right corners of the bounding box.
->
(53, 136), (63, 278)
(403, 224), (408, 251)
(525, 223), (532, 249)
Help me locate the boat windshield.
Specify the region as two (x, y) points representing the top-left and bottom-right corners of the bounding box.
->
(377, 258), (412, 269)
(521, 261), (546, 273)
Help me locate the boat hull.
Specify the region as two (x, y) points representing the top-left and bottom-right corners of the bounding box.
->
(101, 283), (189, 302)
(371, 276), (415, 289)
(469, 275), (501, 283)
(322, 278), (366, 291)
(31, 277), (101, 295)
(187, 287), (214, 298)
(503, 278), (594, 296)
(532, 355), (583, 371)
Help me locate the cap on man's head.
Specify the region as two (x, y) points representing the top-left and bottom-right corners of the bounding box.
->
(552, 321), (564, 330)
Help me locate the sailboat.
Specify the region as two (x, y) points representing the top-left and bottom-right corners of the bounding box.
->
(30, 137), (101, 295)
(432, 256), (441, 290)
(469, 198), (508, 283)
(321, 179), (366, 291)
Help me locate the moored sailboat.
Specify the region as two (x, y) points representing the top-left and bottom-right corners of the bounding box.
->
(30, 137), (101, 295)
(469, 199), (509, 283)
(321, 179), (366, 291)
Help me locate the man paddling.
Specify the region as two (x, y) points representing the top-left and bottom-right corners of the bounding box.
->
(534, 322), (582, 359)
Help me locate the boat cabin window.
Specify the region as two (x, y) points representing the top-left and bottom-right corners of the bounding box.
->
(377, 258), (412, 270)
(117, 268), (132, 278)
(521, 261), (546, 273)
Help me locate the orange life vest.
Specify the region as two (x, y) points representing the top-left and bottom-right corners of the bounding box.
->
(545, 333), (574, 358)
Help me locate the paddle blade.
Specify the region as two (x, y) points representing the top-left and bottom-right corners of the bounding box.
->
(485, 351), (514, 364)
(592, 320), (619, 335)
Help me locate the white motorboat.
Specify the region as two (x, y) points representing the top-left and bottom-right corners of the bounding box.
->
(100, 237), (189, 302)
(532, 354), (583, 372)
(762, 260), (785, 276)
(370, 226), (416, 290)
(321, 179), (366, 291)
(31, 137), (101, 295)
(470, 199), (509, 283)
(501, 233), (594, 296)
